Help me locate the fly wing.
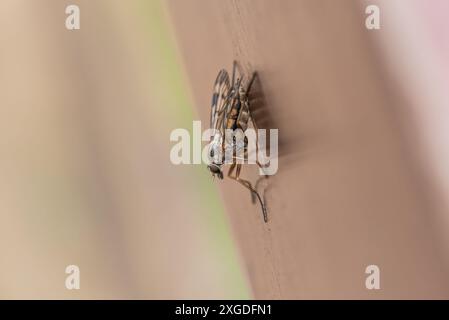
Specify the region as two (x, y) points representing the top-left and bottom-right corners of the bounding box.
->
(210, 69), (230, 131)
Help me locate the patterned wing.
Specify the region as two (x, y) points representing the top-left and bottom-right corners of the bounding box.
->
(223, 98), (250, 163)
(210, 69), (230, 131)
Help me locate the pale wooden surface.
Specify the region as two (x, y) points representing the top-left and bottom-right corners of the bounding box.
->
(167, 0), (449, 298)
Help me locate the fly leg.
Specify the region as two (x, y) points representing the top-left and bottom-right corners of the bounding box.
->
(231, 61), (247, 97)
(231, 60), (237, 88)
(246, 71), (257, 93)
(228, 162), (268, 223)
(232, 149), (262, 205)
(239, 99), (270, 175)
(238, 74), (269, 173)
(242, 88), (272, 207)
(245, 103), (271, 174)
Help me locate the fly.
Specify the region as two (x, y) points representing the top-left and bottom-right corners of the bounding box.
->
(207, 61), (269, 222)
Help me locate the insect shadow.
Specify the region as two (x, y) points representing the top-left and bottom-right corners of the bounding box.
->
(231, 65), (280, 217)
(240, 64), (301, 215)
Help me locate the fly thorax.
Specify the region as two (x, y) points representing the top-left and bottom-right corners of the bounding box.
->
(207, 132), (223, 164)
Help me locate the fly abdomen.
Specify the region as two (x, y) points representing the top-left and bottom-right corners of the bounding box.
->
(226, 98), (241, 130)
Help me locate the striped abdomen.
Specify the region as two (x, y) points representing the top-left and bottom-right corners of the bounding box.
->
(226, 98), (242, 130)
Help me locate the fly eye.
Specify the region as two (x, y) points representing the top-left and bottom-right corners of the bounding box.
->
(208, 165), (218, 176)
